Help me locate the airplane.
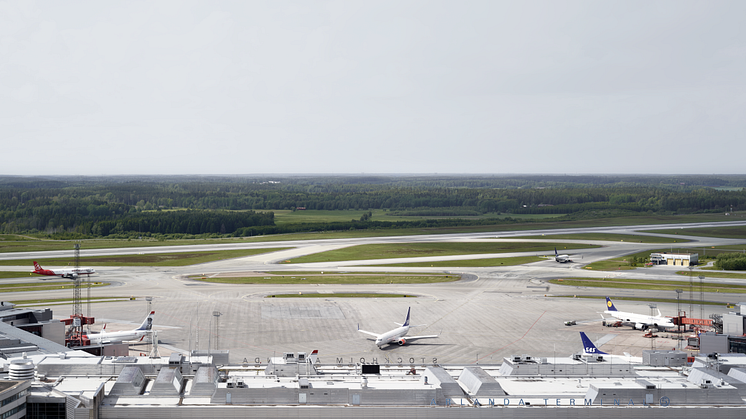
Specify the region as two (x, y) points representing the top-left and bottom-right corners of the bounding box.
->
(32, 261), (96, 279)
(357, 307), (438, 349)
(579, 331), (607, 355)
(86, 311), (155, 344)
(602, 297), (675, 331)
(579, 332), (642, 363)
(554, 247), (580, 263)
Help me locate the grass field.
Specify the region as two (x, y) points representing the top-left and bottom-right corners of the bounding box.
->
(266, 293), (413, 298)
(192, 273), (459, 285)
(553, 295), (727, 306)
(675, 271), (746, 279)
(549, 277), (746, 293)
(372, 256), (544, 268)
(0, 212), (742, 253)
(0, 272), (34, 279)
(10, 296), (130, 306)
(0, 248), (289, 267)
(0, 281), (109, 293)
(642, 224), (746, 239)
(509, 233), (688, 243)
(283, 242), (597, 264)
(271, 209), (564, 224)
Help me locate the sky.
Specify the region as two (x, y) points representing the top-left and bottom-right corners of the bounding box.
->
(1, 0), (745, 176)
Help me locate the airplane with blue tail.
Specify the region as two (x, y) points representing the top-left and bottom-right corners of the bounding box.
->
(358, 307), (439, 348)
(603, 297), (675, 331)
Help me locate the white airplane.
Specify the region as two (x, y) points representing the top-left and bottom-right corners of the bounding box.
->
(554, 247), (580, 263)
(86, 311), (155, 344)
(32, 261), (96, 279)
(358, 307), (438, 349)
(579, 332), (642, 363)
(603, 297), (675, 330)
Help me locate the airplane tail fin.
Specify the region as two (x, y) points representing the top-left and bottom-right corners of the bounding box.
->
(136, 311), (155, 331)
(33, 261), (42, 272)
(605, 297), (618, 312)
(580, 332), (608, 355)
(554, 247), (558, 256)
(403, 307), (411, 327)
(309, 350), (318, 364)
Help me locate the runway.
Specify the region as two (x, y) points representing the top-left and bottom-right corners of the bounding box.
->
(1, 220), (746, 365)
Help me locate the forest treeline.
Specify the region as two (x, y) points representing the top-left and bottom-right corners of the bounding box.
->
(0, 175), (744, 238)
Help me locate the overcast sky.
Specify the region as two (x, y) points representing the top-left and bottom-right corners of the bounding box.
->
(1, 1), (744, 175)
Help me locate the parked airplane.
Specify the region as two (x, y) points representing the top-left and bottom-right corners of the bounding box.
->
(603, 297), (675, 330)
(32, 261), (96, 279)
(554, 247), (579, 263)
(86, 311), (155, 344)
(579, 332), (642, 363)
(358, 307), (438, 348)
(580, 331), (608, 355)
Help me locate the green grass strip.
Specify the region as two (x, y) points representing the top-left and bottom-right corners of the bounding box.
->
(0, 248), (290, 267)
(192, 273), (459, 285)
(0, 272), (35, 279)
(0, 282), (109, 293)
(509, 233), (688, 243)
(550, 277), (746, 293)
(266, 293), (413, 298)
(284, 242), (597, 264)
(10, 297), (130, 306)
(552, 295), (728, 306)
(642, 225), (746, 239)
(372, 256), (544, 268)
(676, 271), (746, 279)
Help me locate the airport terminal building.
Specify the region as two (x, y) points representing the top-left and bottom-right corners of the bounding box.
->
(1, 321), (746, 419)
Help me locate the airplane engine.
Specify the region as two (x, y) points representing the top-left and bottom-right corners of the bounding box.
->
(634, 323), (646, 330)
(397, 338), (406, 346)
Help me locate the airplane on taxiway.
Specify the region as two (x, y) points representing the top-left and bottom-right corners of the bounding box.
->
(86, 311), (155, 345)
(358, 307), (439, 349)
(32, 261), (96, 279)
(554, 247), (581, 263)
(602, 297), (675, 331)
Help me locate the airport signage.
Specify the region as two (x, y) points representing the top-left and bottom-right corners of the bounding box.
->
(246, 356), (439, 365)
(444, 396), (671, 407)
(445, 396), (672, 407)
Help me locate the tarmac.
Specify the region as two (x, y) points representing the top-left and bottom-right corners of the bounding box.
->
(1, 220), (746, 365)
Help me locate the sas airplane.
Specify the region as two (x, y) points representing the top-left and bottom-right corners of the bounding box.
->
(603, 297), (675, 331)
(554, 247), (580, 263)
(579, 332), (642, 363)
(358, 307), (439, 349)
(32, 261), (96, 279)
(86, 311), (155, 345)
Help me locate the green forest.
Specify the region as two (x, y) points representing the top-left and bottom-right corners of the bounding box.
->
(1, 175), (744, 239)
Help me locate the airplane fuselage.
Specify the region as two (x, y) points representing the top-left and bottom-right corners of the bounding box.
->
(376, 326), (410, 347)
(604, 310), (674, 330)
(86, 330), (148, 345)
(32, 262), (95, 279)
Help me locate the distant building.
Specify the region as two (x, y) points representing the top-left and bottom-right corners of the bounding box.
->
(650, 252), (698, 266)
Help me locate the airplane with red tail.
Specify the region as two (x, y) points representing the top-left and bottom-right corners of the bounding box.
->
(32, 261), (96, 279)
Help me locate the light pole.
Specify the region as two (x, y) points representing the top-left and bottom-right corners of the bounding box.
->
(213, 311), (221, 351)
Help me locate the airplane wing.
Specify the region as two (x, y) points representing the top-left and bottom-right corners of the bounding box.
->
(402, 334), (439, 342)
(357, 325), (379, 338)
